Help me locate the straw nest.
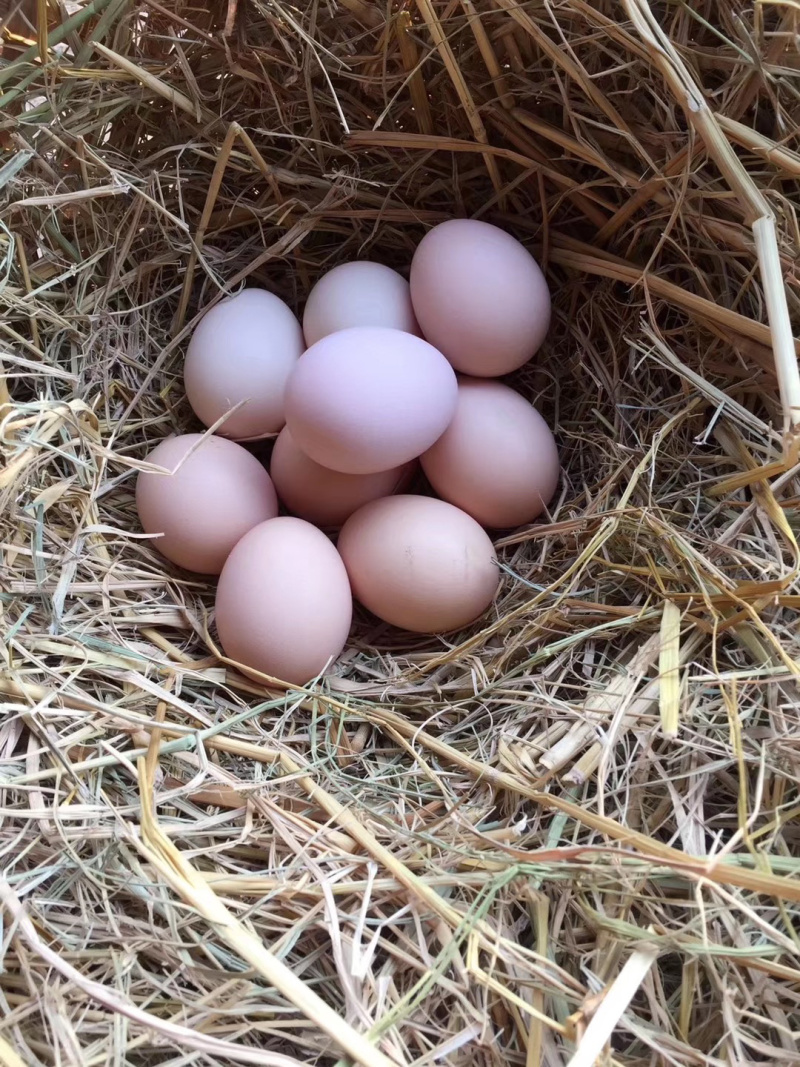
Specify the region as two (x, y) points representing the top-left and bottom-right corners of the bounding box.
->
(2, 1), (800, 1064)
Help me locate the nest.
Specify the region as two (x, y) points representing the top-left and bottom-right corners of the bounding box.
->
(2, 1), (800, 1064)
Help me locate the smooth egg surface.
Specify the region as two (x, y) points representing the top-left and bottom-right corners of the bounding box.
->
(421, 378), (560, 528)
(215, 517), (352, 686)
(337, 495), (499, 633)
(303, 261), (419, 346)
(135, 433), (278, 574)
(409, 219), (551, 377)
(285, 327), (458, 474)
(270, 426), (415, 528)
(184, 288), (304, 440)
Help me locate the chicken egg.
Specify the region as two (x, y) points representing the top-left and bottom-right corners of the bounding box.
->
(421, 378), (559, 528)
(135, 433), (278, 574)
(303, 261), (419, 346)
(337, 495), (499, 633)
(215, 517), (352, 686)
(270, 426), (415, 528)
(184, 288), (304, 440)
(409, 219), (551, 376)
(285, 326), (457, 474)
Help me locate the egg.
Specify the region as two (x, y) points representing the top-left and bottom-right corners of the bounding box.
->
(215, 517), (352, 686)
(421, 378), (559, 528)
(285, 326), (458, 474)
(270, 426), (415, 528)
(184, 288), (304, 440)
(135, 433), (278, 574)
(409, 219), (551, 377)
(303, 261), (420, 346)
(337, 495), (499, 633)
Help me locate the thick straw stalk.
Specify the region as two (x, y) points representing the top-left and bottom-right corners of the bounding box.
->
(623, 0), (800, 448)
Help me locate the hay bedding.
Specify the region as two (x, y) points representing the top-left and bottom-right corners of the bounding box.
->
(1, 0), (800, 1063)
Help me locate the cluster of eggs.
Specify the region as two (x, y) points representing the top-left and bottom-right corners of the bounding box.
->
(136, 219), (559, 685)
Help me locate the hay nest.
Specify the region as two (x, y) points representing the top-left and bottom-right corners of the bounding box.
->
(2, 1), (800, 1064)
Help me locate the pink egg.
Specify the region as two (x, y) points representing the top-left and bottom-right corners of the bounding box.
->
(215, 517), (352, 686)
(285, 326), (458, 474)
(270, 426), (415, 528)
(303, 261), (419, 346)
(184, 288), (304, 440)
(421, 378), (559, 528)
(135, 434), (278, 574)
(409, 219), (551, 376)
(338, 495), (499, 633)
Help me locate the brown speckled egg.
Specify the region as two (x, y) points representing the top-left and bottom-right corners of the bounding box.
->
(337, 495), (499, 633)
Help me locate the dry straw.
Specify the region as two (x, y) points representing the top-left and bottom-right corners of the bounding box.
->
(1, 1), (800, 1065)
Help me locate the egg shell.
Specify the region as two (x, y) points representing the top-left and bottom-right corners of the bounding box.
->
(184, 288), (304, 440)
(303, 261), (420, 347)
(421, 378), (559, 528)
(135, 433), (278, 574)
(215, 517), (352, 686)
(285, 326), (458, 474)
(337, 495), (499, 633)
(409, 219), (551, 377)
(270, 426), (416, 528)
